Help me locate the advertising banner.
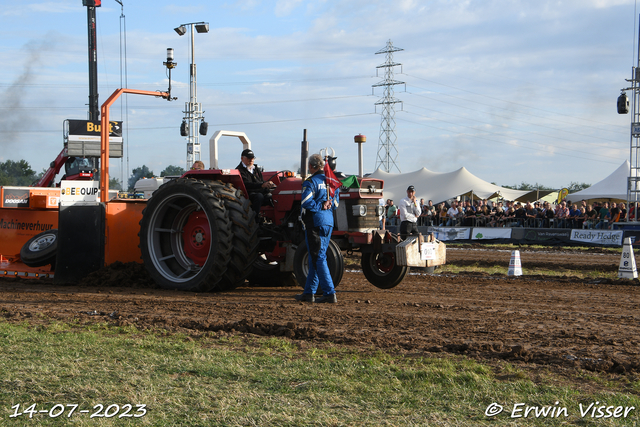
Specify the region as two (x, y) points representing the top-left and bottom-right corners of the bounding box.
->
(515, 228), (572, 244)
(471, 228), (512, 240)
(2, 187), (29, 208)
(622, 231), (640, 246)
(67, 119), (122, 142)
(60, 180), (100, 205)
(66, 119), (124, 158)
(432, 227), (470, 241)
(569, 230), (624, 246)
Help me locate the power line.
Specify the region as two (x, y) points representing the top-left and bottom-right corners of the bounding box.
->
(1, 112), (376, 133)
(403, 100), (624, 151)
(0, 94), (374, 110)
(403, 73), (625, 133)
(398, 110), (622, 164)
(405, 88), (627, 142)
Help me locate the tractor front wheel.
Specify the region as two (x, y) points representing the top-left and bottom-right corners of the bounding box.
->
(293, 239), (344, 289)
(361, 251), (408, 289)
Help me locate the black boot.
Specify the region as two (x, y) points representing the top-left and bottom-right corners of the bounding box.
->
(294, 293), (314, 302)
(315, 293), (337, 304)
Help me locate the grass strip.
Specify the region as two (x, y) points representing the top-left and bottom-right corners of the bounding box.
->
(1, 320), (639, 426)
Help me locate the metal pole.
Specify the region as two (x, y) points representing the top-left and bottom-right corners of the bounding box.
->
(300, 129), (308, 180)
(358, 143), (363, 177)
(185, 23), (202, 169)
(354, 134), (366, 178)
(635, 14), (640, 221)
(629, 14), (640, 222)
(87, 5), (99, 122)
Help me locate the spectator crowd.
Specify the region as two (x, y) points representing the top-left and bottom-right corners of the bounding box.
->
(381, 198), (631, 230)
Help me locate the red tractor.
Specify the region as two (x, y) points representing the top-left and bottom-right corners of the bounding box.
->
(137, 130), (446, 292)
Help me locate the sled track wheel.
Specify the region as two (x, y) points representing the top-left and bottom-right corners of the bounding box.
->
(361, 251), (408, 289)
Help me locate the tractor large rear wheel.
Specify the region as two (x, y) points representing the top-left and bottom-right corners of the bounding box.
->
(293, 239), (344, 289)
(361, 251), (408, 289)
(139, 178), (232, 292)
(204, 181), (258, 291)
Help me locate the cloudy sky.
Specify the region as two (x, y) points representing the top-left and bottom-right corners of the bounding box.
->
(0, 0), (638, 189)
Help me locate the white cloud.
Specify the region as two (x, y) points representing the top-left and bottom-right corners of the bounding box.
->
(0, 0), (634, 186)
(2, 2), (77, 16)
(275, 0), (303, 17)
(164, 5), (207, 15)
(587, 0), (634, 8)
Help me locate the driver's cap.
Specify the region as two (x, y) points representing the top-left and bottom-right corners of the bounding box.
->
(241, 149), (255, 159)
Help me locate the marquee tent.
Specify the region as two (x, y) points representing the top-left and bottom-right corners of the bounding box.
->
(568, 161), (629, 202)
(368, 167), (528, 205)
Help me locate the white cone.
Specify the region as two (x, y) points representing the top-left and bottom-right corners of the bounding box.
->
(618, 237), (638, 279)
(508, 250), (523, 276)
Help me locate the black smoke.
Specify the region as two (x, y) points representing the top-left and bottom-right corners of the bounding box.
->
(0, 39), (48, 146)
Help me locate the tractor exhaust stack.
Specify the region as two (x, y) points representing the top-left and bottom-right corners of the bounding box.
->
(300, 129), (309, 179)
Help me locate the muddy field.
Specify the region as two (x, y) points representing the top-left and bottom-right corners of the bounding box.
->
(1, 246), (639, 374)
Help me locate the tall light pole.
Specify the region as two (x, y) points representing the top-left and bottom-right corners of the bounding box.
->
(175, 22), (209, 169)
(619, 14), (640, 222)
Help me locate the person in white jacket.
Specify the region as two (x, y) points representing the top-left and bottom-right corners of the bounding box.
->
(398, 185), (422, 240)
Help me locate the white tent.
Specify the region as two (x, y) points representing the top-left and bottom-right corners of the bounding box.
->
(568, 161), (629, 201)
(369, 167), (528, 204)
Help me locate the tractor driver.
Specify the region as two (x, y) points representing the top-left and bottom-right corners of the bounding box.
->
(236, 148), (275, 216)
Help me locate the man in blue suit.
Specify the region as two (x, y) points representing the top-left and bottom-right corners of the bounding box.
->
(295, 153), (340, 303)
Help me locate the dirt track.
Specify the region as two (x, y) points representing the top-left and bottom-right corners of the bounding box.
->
(1, 247), (639, 374)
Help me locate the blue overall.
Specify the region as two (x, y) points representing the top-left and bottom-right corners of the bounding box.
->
(301, 171), (340, 296)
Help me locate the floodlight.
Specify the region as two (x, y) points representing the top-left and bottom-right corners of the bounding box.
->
(618, 92), (630, 114)
(199, 120), (208, 136)
(174, 25), (187, 36)
(195, 23), (209, 33)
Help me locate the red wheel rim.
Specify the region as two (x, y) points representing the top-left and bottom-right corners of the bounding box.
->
(375, 253), (395, 273)
(182, 211), (210, 266)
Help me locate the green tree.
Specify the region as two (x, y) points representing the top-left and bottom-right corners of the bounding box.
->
(161, 165), (185, 177)
(109, 178), (123, 191)
(0, 160), (37, 186)
(566, 181), (590, 193)
(34, 168), (48, 184)
(128, 165), (154, 191)
(502, 182), (554, 191)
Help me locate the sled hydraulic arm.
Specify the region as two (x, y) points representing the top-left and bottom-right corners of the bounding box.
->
(34, 148), (68, 188)
(99, 88), (171, 198)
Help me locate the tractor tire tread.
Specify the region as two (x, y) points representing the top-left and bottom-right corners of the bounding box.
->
(204, 180), (259, 291)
